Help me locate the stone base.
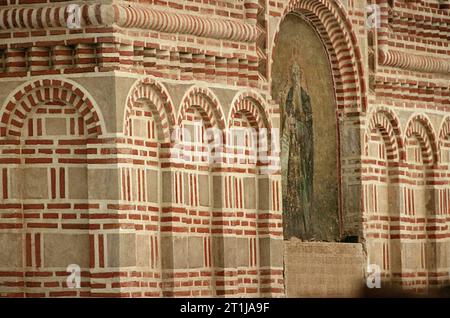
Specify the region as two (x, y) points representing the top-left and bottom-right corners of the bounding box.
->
(284, 241), (365, 297)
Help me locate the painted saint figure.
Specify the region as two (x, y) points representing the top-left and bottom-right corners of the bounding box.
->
(281, 62), (314, 240)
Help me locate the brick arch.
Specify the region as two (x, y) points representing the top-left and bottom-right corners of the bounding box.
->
(228, 91), (272, 130)
(124, 78), (176, 142)
(270, 0), (366, 112)
(0, 78), (105, 138)
(365, 107), (404, 162)
(404, 114), (439, 165)
(437, 117), (450, 164)
(177, 86), (225, 129)
(228, 91), (273, 165)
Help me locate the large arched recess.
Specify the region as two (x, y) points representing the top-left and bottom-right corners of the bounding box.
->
(269, 0), (367, 240)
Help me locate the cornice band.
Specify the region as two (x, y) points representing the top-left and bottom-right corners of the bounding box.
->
(379, 49), (450, 75)
(0, 3), (257, 43)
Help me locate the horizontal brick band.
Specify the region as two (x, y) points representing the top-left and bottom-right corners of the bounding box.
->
(0, 3), (256, 43)
(113, 4), (256, 43)
(379, 49), (450, 75)
(0, 4), (105, 29)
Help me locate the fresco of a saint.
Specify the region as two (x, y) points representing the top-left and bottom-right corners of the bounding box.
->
(280, 62), (314, 240)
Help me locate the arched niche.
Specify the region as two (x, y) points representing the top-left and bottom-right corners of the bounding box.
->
(271, 13), (340, 241)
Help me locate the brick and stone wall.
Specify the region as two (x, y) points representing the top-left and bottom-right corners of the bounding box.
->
(0, 0), (448, 297)
(361, 0), (450, 292)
